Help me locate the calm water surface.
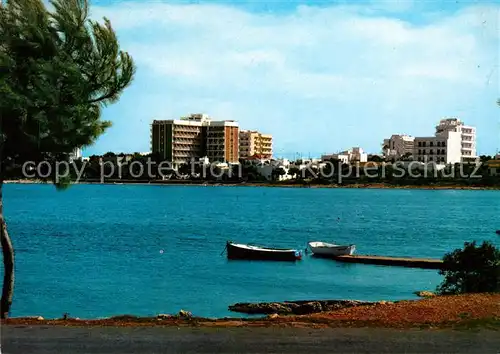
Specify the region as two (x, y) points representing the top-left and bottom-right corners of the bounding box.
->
(2, 184), (499, 318)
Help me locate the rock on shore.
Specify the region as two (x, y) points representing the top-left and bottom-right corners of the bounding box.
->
(229, 300), (375, 315)
(414, 291), (436, 298)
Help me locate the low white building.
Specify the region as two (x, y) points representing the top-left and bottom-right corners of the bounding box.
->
(322, 147), (367, 164)
(253, 159), (295, 181)
(321, 153), (349, 164)
(413, 135), (456, 164)
(344, 147), (367, 163)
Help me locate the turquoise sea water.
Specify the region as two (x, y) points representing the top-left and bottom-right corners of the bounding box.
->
(2, 184), (499, 319)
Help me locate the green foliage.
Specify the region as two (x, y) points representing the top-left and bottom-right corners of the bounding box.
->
(271, 167), (286, 181)
(318, 158), (339, 180)
(479, 155), (493, 163)
(0, 0), (135, 183)
(288, 166), (300, 178)
(178, 164), (191, 176)
(437, 241), (500, 295)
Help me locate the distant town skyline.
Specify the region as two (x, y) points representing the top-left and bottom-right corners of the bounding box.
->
(81, 0), (499, 157)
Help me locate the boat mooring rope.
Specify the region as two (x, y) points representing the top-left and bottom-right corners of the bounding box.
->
(220, 243), (228, 256)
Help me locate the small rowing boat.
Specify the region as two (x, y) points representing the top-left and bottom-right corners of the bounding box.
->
(308, 241), (356, 257)
(225, 241), (302, 261)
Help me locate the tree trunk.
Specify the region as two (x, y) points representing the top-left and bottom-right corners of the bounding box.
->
(0, 181), (15, 319)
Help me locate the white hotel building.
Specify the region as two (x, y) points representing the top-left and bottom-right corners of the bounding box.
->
(413, 118), (477, 164)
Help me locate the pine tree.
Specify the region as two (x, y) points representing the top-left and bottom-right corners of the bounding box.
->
(0, 0), (135, 318)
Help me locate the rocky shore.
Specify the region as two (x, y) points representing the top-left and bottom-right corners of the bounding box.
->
(228, 300), (377, 315)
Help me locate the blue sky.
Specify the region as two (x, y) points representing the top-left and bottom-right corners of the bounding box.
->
(81, 0), (499, 158)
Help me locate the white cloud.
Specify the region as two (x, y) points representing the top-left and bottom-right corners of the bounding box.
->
(87, 2), (499, 156)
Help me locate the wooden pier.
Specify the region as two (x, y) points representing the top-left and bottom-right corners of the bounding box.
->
(331, 255), (444, 270)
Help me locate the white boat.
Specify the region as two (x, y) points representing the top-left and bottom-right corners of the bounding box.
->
(308, 241), (356, 257)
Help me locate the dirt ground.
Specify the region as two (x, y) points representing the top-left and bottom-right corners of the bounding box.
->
(2, 293), (499, 330)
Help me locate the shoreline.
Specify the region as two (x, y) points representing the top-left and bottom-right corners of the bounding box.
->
(4, 179), (500, 190)
(2, 293), (499, 330)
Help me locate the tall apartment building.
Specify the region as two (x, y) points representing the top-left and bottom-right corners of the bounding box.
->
(413, 118), (477, 164)
(151, 114), (206, 167)
(239, 130), (273, 159)
(206, 121), (239, 163)
(435, 118), (476, 159)
(382, 135), (415, 159)
(151, 114), (239, 167)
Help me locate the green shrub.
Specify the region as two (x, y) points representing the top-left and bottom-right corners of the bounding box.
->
(437, 241), (500, 295)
